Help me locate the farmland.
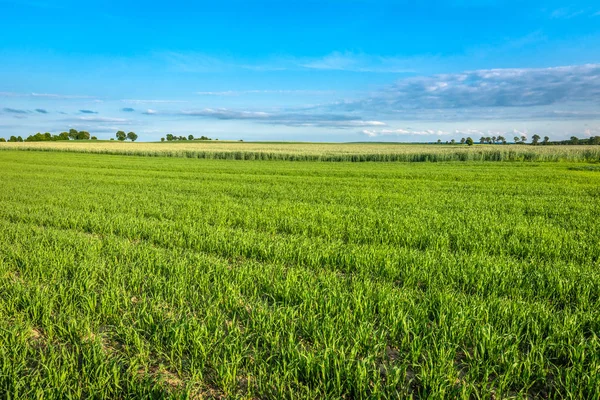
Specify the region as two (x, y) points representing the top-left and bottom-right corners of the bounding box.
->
(1, 150), (599, 398)
(2, 141), (600, 162)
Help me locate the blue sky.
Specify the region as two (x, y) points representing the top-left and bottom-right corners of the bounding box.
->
(1, 0), (600, 142)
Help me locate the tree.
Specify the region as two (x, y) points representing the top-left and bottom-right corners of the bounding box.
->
(127, 131), (138, 142)
(460, 138), (466, 145)
(77, 131), (90, 140)
(492, 136), (497, 144)
(91, 136), (97, 140)
(57, 132), (70, 140)
(480, 137), (485, 144)
(521, 135), (527, 143)
(9, 136), (18, 142)
(570, 136), (579, 145)
(68, 129), (79, 140)
(116, 130), (127, 141)
(188, 134), (194, 140)
(166, 134), (174, 141)
(590, 136), (600, 145)
(543, 136), (549, 145)
(485, 137), (491, 144)
(161, 137), (165, 142)
(514, 136), (520, 144)
(0, 138), (6, 142)
(437, 139), (442, 144)
(450, 139), (456, 144)
(17, 136), (23, 142)
(497, 135), (506, 144)
(532, 134), (541, 145)
(466, 137), (474, 146)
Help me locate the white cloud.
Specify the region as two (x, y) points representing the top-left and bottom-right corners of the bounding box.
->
(332, 64), (600, 120)
(77, 117), (129, 123)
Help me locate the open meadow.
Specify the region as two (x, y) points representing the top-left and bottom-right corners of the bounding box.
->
(1, 149), (600, 398)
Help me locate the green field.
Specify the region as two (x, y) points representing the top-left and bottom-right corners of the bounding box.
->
(1, 150), (599, 399)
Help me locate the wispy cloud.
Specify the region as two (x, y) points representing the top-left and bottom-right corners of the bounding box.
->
(122, 99), (187, 104)
(76, 116), (129, 123)
(301, 52), (415, 73)
(142, 109), (157, 115)
(79, 109), (98, 114)
(162, 51), (417, 74)
(362, 128), (448, 137)
(35, 108), (48, 114)
(195, 90), (336, 96)
(550, 8), (585, 19)
(3, 107), (29, 114)
(179, 108), (386, 128)
(122, 107), (135, 112)
(0, 91), (94, 99)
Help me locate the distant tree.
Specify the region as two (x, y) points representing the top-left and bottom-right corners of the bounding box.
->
(77, 131), (90, 140)
(179, 136), (186, 141)
(161, 137), (165, 142)
(498, 135), (506, 144)
(590, 136), (600, 145)
(0, 137), (5, 142)
(166, 134), (174, 141)
(570, 136), (579, 145)
(110, 138), (115, 141)
(514, 136), (520, 144)
(116, 130), (127, 141)
(465, 137), (474, 146)
(543, 136), (549, 145)
(68, 129), (79, 140)
(485, 137), (492, 144)
(437, 139), (442, 144)
(9, 136), (18, 142)
(521, 135), (527, 143)
(91, 136), (97, 140)
(450, 139), (456, 144)
(532, 134), (541, 145)
(17, 136), (23, 142)
(57, 131), (70, 140)
(479, 137), (485, 144)
(188, 134), (194, 140)
(127, 131), (138, 142)
(460, 138), (466, 145)
(492, 136), (497, 144)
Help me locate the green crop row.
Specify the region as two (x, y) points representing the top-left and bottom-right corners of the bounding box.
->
(0, 151), (599, 399)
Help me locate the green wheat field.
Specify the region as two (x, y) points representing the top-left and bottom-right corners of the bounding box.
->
(1, 146), (599, 398)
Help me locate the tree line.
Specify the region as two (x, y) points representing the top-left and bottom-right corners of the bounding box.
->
(161, 134), (212, 142)
(0, 129), (97, 142)
(434, 135), (600, 145)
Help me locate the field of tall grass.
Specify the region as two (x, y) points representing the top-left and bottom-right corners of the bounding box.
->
(1, 150), (599, 398)
(1, 141), (599, 162)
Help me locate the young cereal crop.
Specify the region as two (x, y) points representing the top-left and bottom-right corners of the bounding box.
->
(0, 150), (599, 399)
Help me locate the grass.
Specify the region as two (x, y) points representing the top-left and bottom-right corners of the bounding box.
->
(0, 150), (599, 398)
(1, 141), (600, 162)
